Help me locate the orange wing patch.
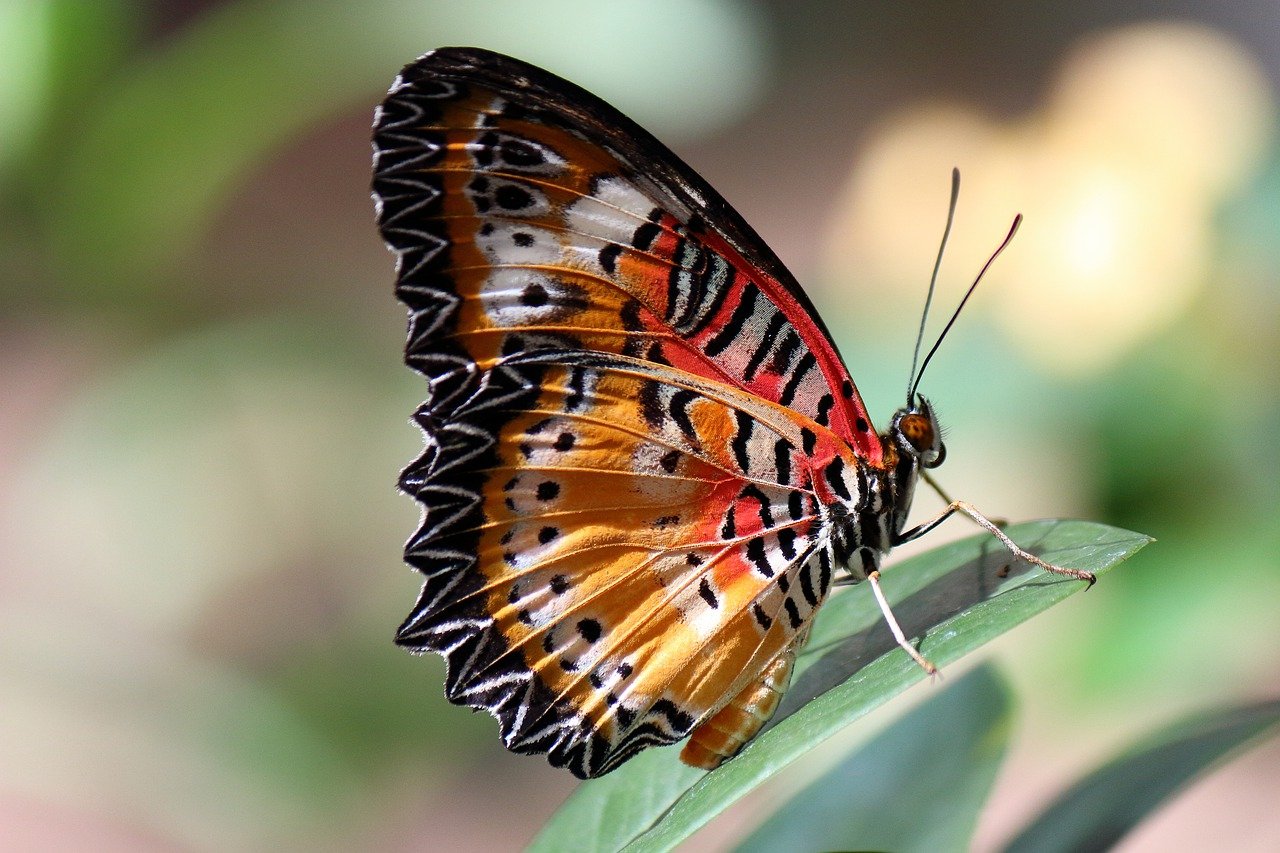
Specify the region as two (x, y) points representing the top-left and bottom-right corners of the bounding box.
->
(395, 352), (854, 776)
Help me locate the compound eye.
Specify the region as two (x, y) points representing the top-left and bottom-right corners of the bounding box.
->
(924, 441), (947, 469)
(897, 413), (935, 453)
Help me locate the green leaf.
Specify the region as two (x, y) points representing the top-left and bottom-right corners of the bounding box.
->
(735, 663), (1013, 853)
(1002, 698), (1280, 853)
(526, 747), (705, 853)
(529, 520), (1151, 853)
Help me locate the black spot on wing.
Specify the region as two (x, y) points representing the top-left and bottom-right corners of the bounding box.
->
(698, 577), (719, 608)
(799, 560), (819, 607)
(745, 536), (774, 577)
(825, 456), (852, 501)
(774, 439), (791, 485)
(495, 183), (534, 210)
(801, 428), (817, 457)
(731, 410), (753, 472)
(720, 506), (736, 540)
(769, 330), (800, 374)
(743, 310), (788, 382)
(620, 298), (646, 330)
(598, 243), (622, 275)
(669, 389), (699, 443)
(740, 484), (775, 529)
(639, 380), (664, 428)
(703, 283), (758, 358)
(784, 597), (803, 630)
(777, 528), (797, 560)
(778, 351), (817, 407)
(632, 220), (661, 251)
(816, 393), (834, 427)
(564, 366), (588, 412)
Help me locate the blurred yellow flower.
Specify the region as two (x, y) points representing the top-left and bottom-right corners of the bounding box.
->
(824, 22), (1274, 374)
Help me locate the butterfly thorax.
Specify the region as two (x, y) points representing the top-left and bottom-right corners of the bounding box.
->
(824, 470), (897, 575)
(826, 394), (945, 582)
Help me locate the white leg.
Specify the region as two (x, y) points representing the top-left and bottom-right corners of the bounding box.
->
(898, 500), (1096, 586)
(951, 501), (1096, 584)
(867, 571), (937, 675)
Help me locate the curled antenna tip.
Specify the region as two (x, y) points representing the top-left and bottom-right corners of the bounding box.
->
(997, 213), (1023, 250)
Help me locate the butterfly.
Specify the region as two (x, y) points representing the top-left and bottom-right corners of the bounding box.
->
(371, 47), (1093, 779)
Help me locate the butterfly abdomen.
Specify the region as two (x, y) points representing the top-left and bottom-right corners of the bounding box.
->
(679, 632), (804, 770)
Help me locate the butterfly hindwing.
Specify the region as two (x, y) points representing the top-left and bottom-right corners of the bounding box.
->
(395, 351), (857, 777)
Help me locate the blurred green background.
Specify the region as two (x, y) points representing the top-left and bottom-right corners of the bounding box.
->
(2, 1), (1278, 850)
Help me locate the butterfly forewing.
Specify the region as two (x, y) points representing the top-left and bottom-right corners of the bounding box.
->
(373, 47), (881, 458)
(374, 47), (876, 777)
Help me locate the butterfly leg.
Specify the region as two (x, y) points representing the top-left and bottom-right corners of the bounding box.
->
(897, 500), (1096, 585)
(867, 571), (938, 675)
(679, 633), (806, 771)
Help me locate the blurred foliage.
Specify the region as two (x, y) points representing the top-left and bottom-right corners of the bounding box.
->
(1004, 696), (1280, 852)
(2, 1), (1278, 850)
(735, 665), (1015, 853)
(2, 0), (765, 311)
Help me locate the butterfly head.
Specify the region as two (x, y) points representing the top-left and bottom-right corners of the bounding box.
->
(876, 395), (946, 539)
(890, 395), (946, 470)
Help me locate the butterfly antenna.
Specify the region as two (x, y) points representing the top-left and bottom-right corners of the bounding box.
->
(909, 212), (1023, 402)
(908, 168), (962, 405)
